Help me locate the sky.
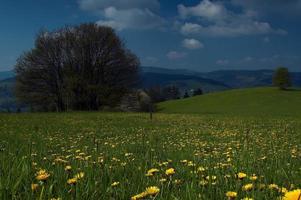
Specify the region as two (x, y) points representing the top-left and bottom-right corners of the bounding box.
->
(0, 0), (301, 72)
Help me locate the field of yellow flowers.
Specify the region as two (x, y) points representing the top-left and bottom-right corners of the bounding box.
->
(0, 112), (300, 199)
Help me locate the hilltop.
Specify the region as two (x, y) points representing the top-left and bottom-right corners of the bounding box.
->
(158, 87), (301, 116)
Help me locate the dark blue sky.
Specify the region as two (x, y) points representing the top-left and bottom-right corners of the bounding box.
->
(0, 0), (301, 72)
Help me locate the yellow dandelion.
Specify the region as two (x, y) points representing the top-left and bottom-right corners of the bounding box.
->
(226, 191), (237, 199)
(65, 165), (72, 171)
(146, 168), (159, 176)
(35, 169), (50, 181)
(111, 182), (120, 187)
(67, 178), (77, 185)
(237, 172), (247, 179)
(131, 191), (148, 200)
(145, 186), (160, 196)
(242, 183), (253, 191)
(281, 189), (301, 200)
(74, 172), (84, 179)
(165, 168), (175, 176)
(268, 183), (279, 190)
(249, 174), (258, 181)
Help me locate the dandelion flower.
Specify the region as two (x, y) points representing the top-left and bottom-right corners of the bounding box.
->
(36, 169), (50, 181)
(282, 189), (301, 200)
(146, 168), (159, 176)
(131, 192), (148, 200)
(74, 172), (84, 179)
(237, 172), (247, 179)
(65, 165), (72, 171)
(165, 168), (175, 176)
(268, 183), (279, 190)
(67, 178), (77, 185)
(111, 182), (120, 187)
(226, 191), (237, 199)
(242, 183), (253, 191)
(145, 186), (160, 196)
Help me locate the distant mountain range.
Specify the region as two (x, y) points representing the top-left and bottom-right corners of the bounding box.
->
(0, 67), (300, 111)
(142, 67), (301, 88)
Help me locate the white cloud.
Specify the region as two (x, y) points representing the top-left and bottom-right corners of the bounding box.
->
(178, 0), (226, 21)
(180, 23), (202, 35)
(167, 51), (187, 60)
(177, 0), (287, 37)
(79, 0), (160, 11)
(96, 7), (165, 30)
(182, 38), (204, 50)
(79, 0), (165, 30)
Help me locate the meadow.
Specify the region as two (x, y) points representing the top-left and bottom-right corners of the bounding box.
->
(0, 88), (301, 199)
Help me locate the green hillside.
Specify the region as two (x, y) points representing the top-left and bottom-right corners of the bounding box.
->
(158, 87), (301, 116)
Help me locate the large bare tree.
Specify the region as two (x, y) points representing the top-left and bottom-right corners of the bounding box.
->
(15, 23), (140, 111)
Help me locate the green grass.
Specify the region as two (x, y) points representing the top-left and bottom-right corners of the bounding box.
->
(158, 87), (301, 116)
(0, 87), (301, 199)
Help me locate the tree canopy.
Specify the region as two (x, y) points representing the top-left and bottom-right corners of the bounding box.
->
(15, 23), (140, 111)
(272, 67), (291, 90)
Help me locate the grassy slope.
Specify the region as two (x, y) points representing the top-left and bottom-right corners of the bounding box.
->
(158, 87), (301, 117)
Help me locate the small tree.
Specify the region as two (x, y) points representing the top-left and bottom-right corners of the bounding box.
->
(273, 67), (291, 90)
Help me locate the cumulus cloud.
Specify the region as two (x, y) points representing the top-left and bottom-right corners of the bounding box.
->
(167, 51), (187, 60)
(177, 0), (287, 37)
(180, 23), (202, 35)
(178, 0), (226, 21)
(182, 38), (204, 50)
(97, 7), (165, 30)
(79, 0), (165, 30)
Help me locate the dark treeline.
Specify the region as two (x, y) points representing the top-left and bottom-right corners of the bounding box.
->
(15, 23), (139, 112)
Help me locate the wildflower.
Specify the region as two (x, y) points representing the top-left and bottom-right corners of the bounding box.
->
(67, 178), (77, 185)
(241, 198), (253, 200)
(36, 169), (50, 181)
(282, 189), (301, 200)
(65, 165), (72, 171)
(165, 168), (175, 176)
(74, 172), (84, 179)
(206, 175), (217, 181)
(145, 186), (160, 196)
(242, 183), (253, 191)
(268, 183), (279, 190)
(226, 191), (237, 199)
(31, 183), (38, 191)
(131, 192), (148, 200)
(146, 168), (159, 176)
(111, 182), (120, 187)
(237, 172), (247, 179)
(197, 166), (206, 172)
(249, 174), (258, 181)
